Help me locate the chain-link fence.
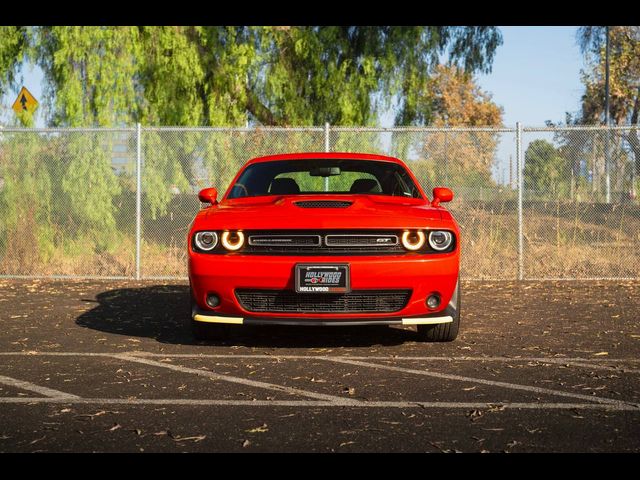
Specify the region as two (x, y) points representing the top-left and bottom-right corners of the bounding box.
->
(1, 124), (638, 280)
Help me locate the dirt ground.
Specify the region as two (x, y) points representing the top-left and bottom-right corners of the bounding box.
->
(0, 279), (639, 452)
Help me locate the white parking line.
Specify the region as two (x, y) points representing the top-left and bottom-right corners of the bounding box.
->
(0, 397), (638, 410)
(0, 374), (80, 399)
(113, 353), (362, 406)
(320, 357), (640, 409)
(1, 351), (639, 410)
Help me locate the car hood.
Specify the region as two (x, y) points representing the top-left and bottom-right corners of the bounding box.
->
(197, 194), (450, 230)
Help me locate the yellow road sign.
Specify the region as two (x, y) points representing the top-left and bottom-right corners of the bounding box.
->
(12, 86), (39, 115)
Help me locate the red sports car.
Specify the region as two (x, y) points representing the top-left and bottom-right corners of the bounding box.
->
(188, 152), (460, 341)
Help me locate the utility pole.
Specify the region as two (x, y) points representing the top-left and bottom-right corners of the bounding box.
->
(605, 25), (611, 203)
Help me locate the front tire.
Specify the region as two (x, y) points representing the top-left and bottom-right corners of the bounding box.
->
(416, 277), (461, 342)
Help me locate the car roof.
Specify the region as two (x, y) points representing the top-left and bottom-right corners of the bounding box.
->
(245, 152), (407, 166)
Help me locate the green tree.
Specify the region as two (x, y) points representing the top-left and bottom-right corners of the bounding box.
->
(524, 139), (570, 198)
(576, 26), (640, 183)
(394, 65), (504, 190)
(0, 132), (54, 274)
(0, 26), (27, 97)
(2, 26), (502, 128)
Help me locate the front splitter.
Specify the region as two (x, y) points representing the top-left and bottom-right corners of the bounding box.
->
(192, 308), (452, 327)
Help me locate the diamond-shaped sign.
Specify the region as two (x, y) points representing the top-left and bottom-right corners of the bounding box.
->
(12, 86), (39, 115)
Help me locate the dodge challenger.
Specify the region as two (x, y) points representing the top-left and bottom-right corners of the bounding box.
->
(188, 152), (460, 342)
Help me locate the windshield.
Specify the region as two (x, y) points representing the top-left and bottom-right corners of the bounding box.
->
(227, 159), (423, 199)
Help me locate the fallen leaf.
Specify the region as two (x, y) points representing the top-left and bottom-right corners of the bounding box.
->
(75, 410), (114, 420)
(488, 404), (506, 412)
(108, 423), (121, 432)
(467, 409), (483, 420)
(246, 424), (268, 433)
(29, 436), (46, 445)
(242, 439), (251, 448)
(172, 435), (206, 443)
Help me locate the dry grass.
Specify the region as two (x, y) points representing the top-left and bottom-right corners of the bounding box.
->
(455, 200), (640, 279)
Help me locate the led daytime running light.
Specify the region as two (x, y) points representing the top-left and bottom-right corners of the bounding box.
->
(221, 231), (245, 251)
(401, 230), (426, 251)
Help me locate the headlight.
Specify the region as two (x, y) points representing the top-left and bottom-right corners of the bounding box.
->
(401, 230), (426, 251)
(194, 231), (218, 251)
(428, 230), (453, 251)
(221, 230), (245, 251)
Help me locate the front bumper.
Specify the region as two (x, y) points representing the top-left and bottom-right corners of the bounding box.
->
(189, 253), (459, 323)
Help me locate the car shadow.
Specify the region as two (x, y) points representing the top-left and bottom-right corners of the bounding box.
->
(75, 285), (418, 347)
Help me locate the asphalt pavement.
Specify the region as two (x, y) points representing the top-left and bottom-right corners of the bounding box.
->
(0, 279), (638, 452)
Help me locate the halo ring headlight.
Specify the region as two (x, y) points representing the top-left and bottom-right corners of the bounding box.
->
(401, 230), (426, 251)
(194, 231), (218, 251)
(428, 230), (453, 251)
(221, 231), (245, 251)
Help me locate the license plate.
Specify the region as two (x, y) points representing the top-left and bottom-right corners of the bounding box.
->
(295, 264), (351, 294)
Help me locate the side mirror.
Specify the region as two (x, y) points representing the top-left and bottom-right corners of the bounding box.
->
(198, 187), (218, 205)
(431, 187), (453, 207)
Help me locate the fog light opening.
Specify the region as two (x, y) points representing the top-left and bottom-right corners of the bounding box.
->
(426, 293), (441, 310)
(206, 294), (221, 308)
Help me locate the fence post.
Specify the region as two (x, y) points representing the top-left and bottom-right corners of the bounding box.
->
(324, 122), (330, 191)
(324, 122), (330, 152)
(135, 123), (142, 281)
(516, 122), (524, 280)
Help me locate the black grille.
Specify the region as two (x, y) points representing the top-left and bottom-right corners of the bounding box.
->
(248, 235), (321, 247)
(294, 201), (353, 208)
(325, 234), (398, 247)
(235, 289), (411, 313)
(242, 230), (406, 255)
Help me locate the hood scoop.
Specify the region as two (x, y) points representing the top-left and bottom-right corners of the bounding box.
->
(294, 200), (353, 209)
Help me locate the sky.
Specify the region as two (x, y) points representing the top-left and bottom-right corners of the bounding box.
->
(473, 26), (587, 184)
(475, 26), (585, 127)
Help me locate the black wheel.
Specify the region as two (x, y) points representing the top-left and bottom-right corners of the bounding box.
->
(189, 288), (230, 341)
(416, 277), (461, 342)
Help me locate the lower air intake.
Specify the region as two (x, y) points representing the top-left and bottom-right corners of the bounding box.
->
(235, 289), (411, 313)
